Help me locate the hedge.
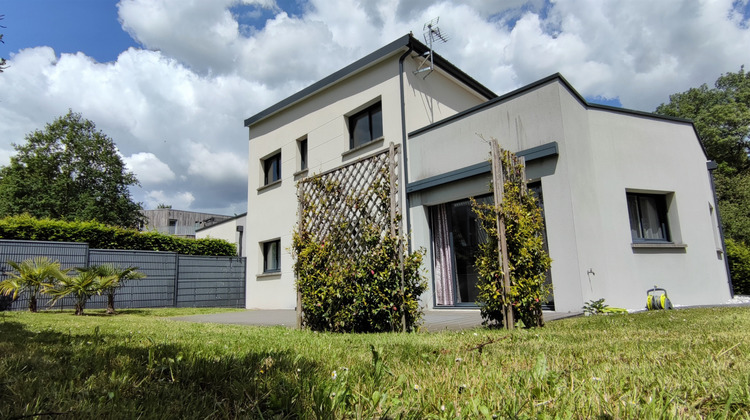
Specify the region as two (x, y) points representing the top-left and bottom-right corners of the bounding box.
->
(0, 214), (237, 257)
(726, 238), (750, 296)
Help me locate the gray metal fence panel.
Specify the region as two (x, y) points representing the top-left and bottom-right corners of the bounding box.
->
(0, 239), (89, 311)
(176, 255), (246, 308)
(89, 249), (178, 309)
(0, 239), (246, 311)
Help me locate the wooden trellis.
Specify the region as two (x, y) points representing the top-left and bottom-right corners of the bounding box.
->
(295, 144), (403, 329)
(297, 144), (401, 260)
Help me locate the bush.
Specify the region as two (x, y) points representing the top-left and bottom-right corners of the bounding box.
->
(0, 214), (236, 256)
(726, 238), (750, 295)
(294, 227), (426, 333)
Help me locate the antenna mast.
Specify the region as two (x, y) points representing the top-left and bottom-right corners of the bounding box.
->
(414, 17), (448, 78)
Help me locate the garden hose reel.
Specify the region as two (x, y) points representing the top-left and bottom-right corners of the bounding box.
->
(646, 286), (673, 310)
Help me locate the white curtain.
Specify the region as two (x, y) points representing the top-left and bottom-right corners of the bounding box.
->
(432, 204), (455, 306)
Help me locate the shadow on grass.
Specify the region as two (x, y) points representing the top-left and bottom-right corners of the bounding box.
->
(0, 319), (325, 419)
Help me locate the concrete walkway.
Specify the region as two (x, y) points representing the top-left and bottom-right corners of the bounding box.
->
(171, 309), (581, 331)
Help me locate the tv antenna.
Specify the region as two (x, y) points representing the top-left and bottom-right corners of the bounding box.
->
(414, 17), (449, 77)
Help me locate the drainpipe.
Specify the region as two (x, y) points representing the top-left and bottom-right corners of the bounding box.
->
(707, 161), (734, 297)
(399, 38), (414, 253)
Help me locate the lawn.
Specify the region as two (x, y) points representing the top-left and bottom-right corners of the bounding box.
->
(0, 307), (748, 419)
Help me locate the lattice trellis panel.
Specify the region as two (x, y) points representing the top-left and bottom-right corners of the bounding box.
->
(297, 145), (400, 260)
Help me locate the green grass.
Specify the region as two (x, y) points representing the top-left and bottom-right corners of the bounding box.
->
(0, 307), (748, 419)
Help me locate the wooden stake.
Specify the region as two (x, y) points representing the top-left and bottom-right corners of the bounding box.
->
(491, 141), (514, 330)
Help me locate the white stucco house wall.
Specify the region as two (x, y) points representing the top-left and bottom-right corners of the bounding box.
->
(195, 213), (247, 257)
(243, 34), (732, 312)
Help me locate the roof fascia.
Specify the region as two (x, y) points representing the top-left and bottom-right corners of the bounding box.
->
(244, 34), (497, 128)
(410, 73), (702, 140)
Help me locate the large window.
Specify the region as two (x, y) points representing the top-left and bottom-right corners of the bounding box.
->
(263, 152), (281, 185)
(627, 192), (670, 242)
(348, 102), (383, 149)
(262, 239), (281, 273)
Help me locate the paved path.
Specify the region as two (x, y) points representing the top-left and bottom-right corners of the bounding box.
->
(171, 309), (581, 331)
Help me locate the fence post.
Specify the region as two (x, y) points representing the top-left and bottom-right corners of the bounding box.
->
(173, 253), (180, 307)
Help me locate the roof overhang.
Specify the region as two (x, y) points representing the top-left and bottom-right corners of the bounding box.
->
(244, 34), (496, 129)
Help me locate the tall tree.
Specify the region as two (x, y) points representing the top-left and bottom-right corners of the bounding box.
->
(0, 111), (144, 227)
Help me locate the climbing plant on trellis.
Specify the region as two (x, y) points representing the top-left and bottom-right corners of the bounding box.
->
(472, 140), (551, 329)
(293, 144), (426, 333)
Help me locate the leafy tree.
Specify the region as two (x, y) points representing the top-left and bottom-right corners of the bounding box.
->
(0, 111), (144, 227)
(89, 264), (146, 314)
(0, 257), (69, 312)
(45, 268), (108, 316)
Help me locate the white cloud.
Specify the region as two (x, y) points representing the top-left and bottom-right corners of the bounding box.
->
(123, 152), (176, 184)
(145, 190), (196, 209)
(1, 0), (749, 214)
(187, 142), (248, 182)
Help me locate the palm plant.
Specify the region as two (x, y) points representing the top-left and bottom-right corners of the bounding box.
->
(92, 264), (146, 314)
(0, 257), (69, 312)
(45, 268), (110, 316)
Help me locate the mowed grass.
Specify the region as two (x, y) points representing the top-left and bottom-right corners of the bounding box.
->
(0, 307), (748, 419)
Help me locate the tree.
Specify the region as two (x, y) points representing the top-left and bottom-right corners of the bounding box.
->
(0, 111), (144, 227)
(45, 268), (108, 316)
(90, 264), (146, 314)
(0, 257), (69, 312)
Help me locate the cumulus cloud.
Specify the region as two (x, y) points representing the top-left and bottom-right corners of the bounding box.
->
(1, 0), (749, 215)
(145, 190), (196, 209)
(123, 152), (176, 185)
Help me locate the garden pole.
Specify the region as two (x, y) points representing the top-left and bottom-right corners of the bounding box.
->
(491, 141), (514, 330)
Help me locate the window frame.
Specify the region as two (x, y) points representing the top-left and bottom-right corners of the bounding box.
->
(262, 239), (281, 274)
(348, 101), (383, 150)
(298, 137), (308, 172)
(626, 192), (671, 243)
(262, 151), (281, 186)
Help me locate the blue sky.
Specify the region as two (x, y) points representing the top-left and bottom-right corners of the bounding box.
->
(0, 0), (748, 214)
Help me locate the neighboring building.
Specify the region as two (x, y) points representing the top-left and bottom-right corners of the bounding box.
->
(196, 213), (247, 257)
(140, 209), (233, 239)
(243, 34), (732, 312)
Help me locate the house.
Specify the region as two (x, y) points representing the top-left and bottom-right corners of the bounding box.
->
(243, 34), (732, 312)
(195, 213), (247, 257)
(140, 209), (233, 239)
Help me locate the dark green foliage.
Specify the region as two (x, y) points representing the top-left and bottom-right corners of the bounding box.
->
(0, 214), (236, 256)
(472, 151), (551, 328)
(293, 170), (426, 333)
(726, 238), (750, 295)
(294, 227), (426, 333)
(0, 111), (144, 228)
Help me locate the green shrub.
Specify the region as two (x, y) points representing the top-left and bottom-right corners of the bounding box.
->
(294, 227), (426, 333)
(293, 165), (426, 333)
(0, 214), (236, 256)
(472, 150), (551, 328)
(726, 238), (750, 295)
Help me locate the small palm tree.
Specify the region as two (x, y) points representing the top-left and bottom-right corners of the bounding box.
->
(92, 264), (146, 314)
(45, 268), (110, 316)
(0, 257), (69, 312)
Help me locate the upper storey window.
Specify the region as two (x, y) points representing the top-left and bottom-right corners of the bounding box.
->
(349, 102), (383, 149)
